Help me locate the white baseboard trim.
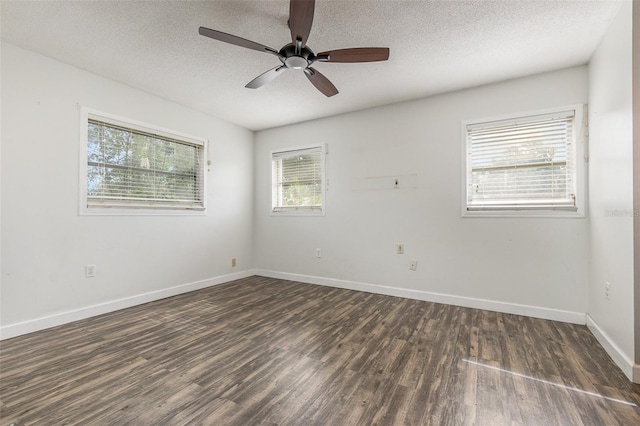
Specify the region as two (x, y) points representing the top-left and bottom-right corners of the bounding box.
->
(9, 269), (635, 382)
(0, 270), (255, 340)
(254, 269), (586, 325)
(586, 314), (637, 383)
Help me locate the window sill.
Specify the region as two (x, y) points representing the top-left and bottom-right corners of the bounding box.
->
(270, 208), (325, 217)
(81, 206), (206, 216)
(462, 209), (585, 219)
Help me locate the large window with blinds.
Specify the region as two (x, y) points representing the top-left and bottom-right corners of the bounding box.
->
(80, 109), (207, 214)
(271, 146), (325, 215)
(463, 106), (585, 216)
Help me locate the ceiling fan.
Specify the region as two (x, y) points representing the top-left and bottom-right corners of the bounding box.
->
(199, 0), (390, 97)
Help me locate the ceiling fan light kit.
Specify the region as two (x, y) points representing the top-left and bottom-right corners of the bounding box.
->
(199, 0), (390, 97)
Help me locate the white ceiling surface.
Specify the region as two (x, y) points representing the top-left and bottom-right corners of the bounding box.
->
(1, 0), (622, 131)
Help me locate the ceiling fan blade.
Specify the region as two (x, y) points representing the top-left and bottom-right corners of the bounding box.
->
(316, 48), (390, 63)
(199, 27), (279, 56)
(289, 0), (315, 47)
(304, 67), (338, 97)
(245, 66), (287, 89)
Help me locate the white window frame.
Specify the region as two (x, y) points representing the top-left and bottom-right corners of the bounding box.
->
(461, 105), (587, 218)
(271, 144), (326, 216)
(79, 107), (208, 216)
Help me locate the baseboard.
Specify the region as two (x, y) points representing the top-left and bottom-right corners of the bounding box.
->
(586, 314), (637, 382)
(0, 270), (255, 340)
(8, 269), (634, 382)
(254, 269), (586, 325)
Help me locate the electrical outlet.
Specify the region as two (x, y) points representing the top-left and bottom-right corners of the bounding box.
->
(316, 248), (322, 258)
(231, 258), (237, 267)
(605, 282), (611, 300)
(85, 264), (96, 278)
(397, 243), (404, 254)
(409, 260), (418, 271)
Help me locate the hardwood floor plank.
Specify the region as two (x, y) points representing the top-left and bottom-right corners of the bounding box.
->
(171, 397), (241, 425)
(367, 381), (413, 425)
(2, 275), (640, 425)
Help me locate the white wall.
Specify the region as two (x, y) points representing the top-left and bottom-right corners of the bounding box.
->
(587, 1), (635, 378)
(254, 67), (589, 322)
(0, 43), (255, 338)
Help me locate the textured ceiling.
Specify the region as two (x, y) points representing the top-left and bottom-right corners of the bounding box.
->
(1, 0), (623, 130)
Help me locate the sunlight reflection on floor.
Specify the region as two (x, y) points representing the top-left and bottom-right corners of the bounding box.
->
(463, 358), (637, 407)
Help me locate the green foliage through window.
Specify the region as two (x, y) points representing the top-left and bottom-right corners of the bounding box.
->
(466, 110), (577, 211)
(272, 146), (323, 213)
(87, 118), (204, 209)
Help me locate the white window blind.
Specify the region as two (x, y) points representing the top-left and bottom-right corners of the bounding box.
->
(272, 146), (324, 213)
(87, 118), (205, 210)
(466, 110), (577, 211)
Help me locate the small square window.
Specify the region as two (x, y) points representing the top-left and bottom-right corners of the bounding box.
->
(271, 146), (325, 215)
(80, 108), (207, 214)
(463, 106), (586, 217)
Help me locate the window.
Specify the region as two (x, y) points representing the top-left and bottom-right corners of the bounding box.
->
(463, 106), (585, 217)
(80, 109), (207, 214)
(272, 146), (325, 214)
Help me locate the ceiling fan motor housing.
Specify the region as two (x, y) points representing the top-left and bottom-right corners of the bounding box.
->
(280, 43), (314, 69)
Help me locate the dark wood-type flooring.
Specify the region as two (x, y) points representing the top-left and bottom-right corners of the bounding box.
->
(2, 276), (640, 425)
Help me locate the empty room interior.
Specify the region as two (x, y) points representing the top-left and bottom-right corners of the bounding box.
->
(2, 0), (640, 424)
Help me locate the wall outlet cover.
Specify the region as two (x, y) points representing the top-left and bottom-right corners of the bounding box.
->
(85, 264), (96, 278)
(409, 260), (418, 271)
